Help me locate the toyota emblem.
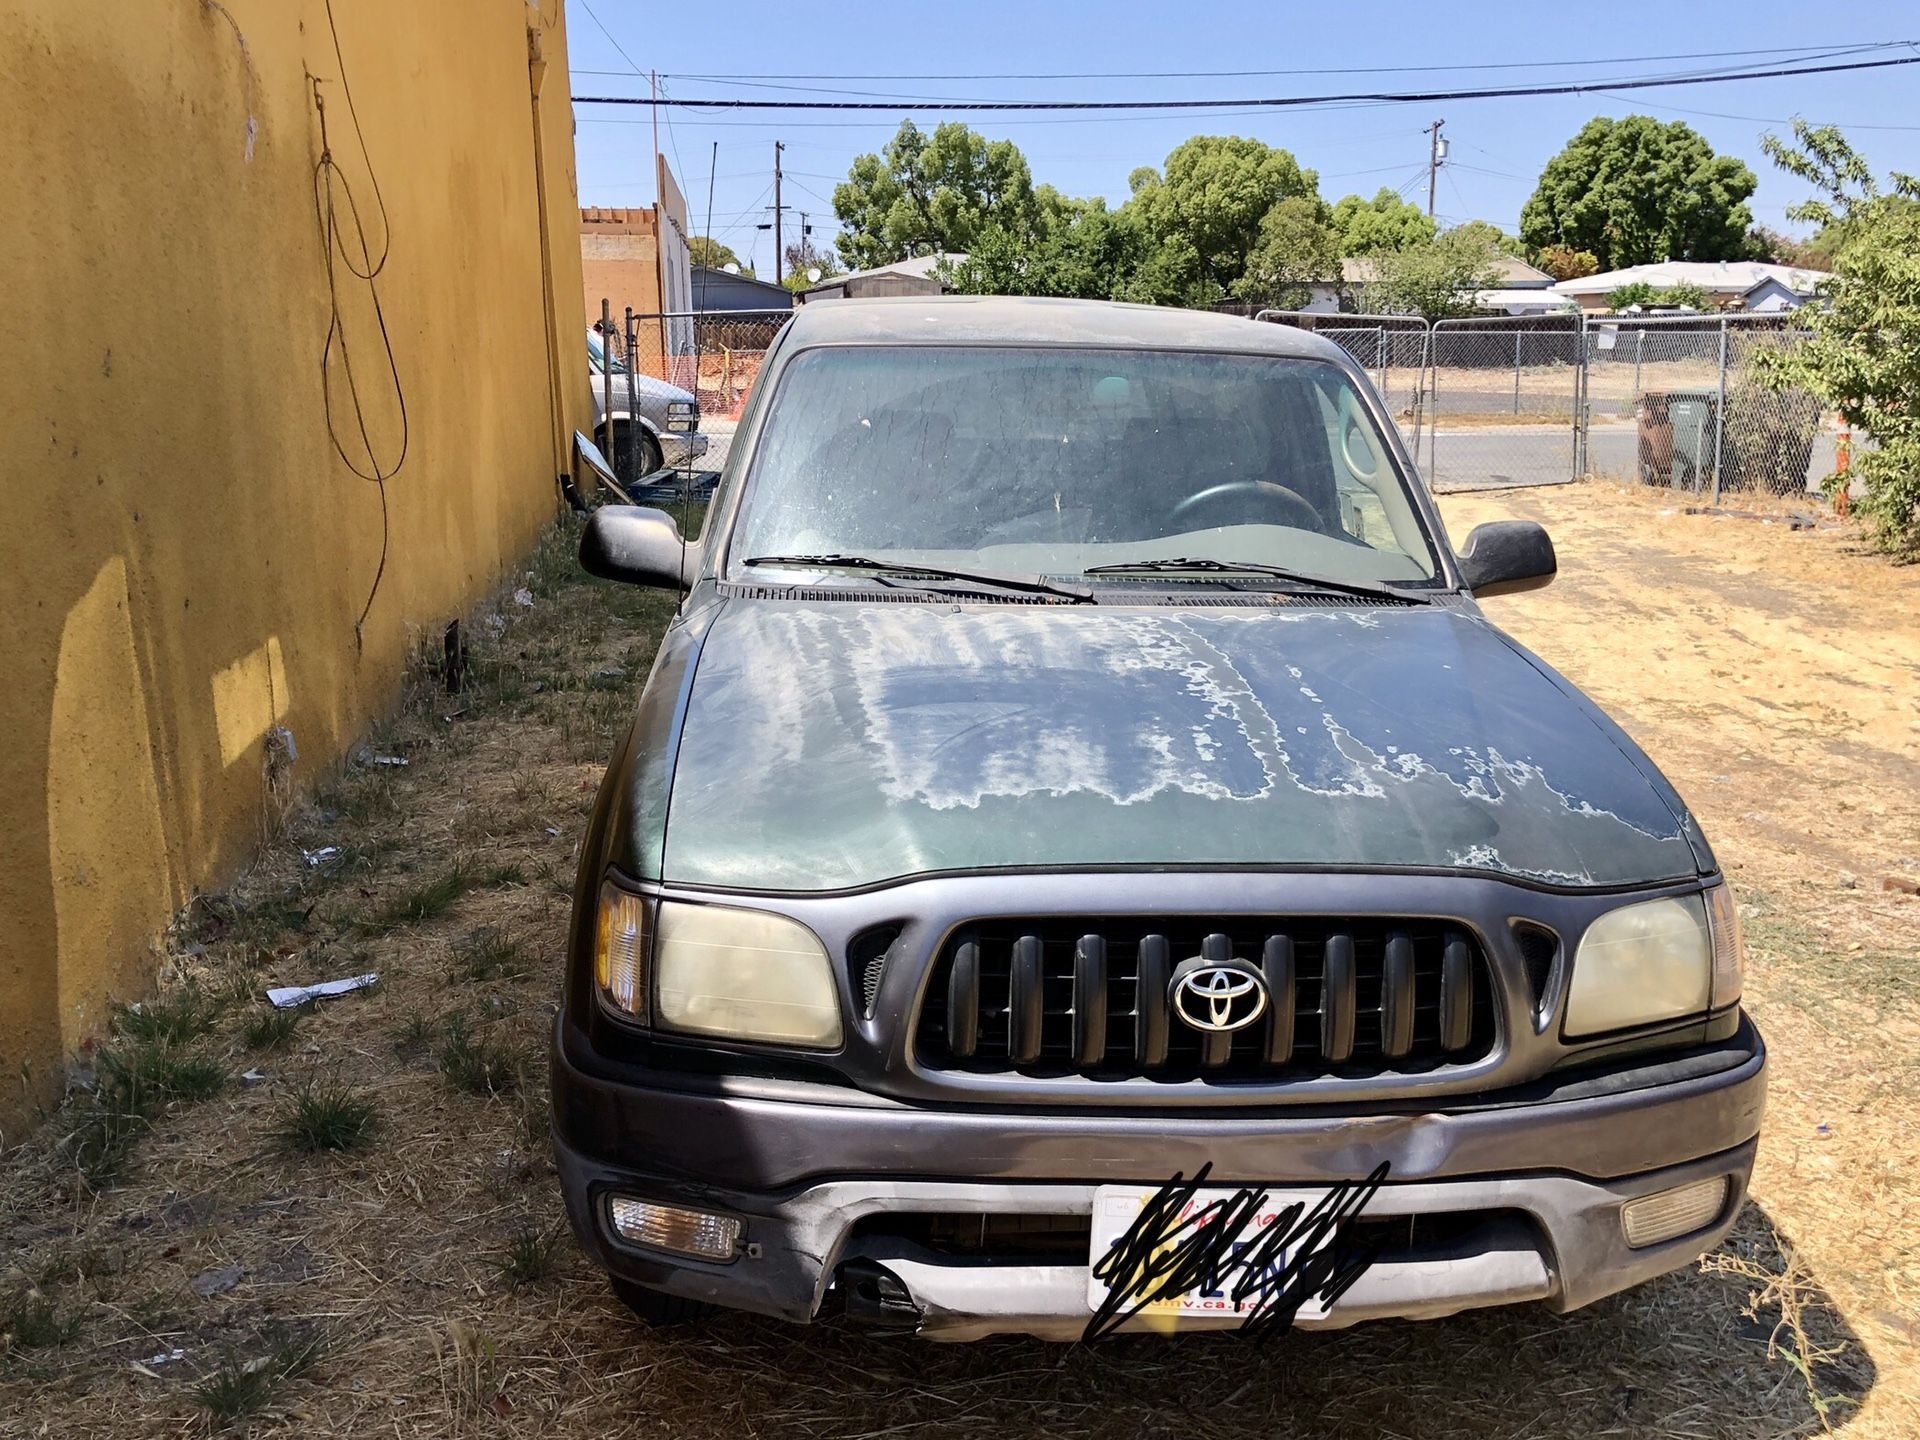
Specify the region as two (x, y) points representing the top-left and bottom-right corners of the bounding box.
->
(1169, 959), (1269, 1034)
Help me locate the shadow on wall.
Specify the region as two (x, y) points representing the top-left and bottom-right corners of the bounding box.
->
(10, 528), (310, 1133)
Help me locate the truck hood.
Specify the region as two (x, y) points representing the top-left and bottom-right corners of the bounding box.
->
(657, 598), (1699, 892)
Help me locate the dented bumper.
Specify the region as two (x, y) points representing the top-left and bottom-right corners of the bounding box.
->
(551, 1014), (1765, 1339)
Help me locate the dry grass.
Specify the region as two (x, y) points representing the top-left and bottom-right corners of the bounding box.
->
(0, 505), (1914, 1438)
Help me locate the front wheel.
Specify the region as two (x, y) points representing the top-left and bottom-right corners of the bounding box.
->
(600, 425), (664, 482)
(608, 1277), (718, 1326)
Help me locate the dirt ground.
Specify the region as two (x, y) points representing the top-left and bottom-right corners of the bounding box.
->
(2, 485), (1917, 1439)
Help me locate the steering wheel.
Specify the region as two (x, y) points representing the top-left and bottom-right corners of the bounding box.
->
(1169, 479), (1324, 532)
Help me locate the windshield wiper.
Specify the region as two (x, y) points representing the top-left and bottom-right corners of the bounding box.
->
(1081, 557), (1433, 604)
(744, 554), (1093, 603)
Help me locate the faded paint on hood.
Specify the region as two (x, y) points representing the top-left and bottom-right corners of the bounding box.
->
(658, 599), (1696, 892)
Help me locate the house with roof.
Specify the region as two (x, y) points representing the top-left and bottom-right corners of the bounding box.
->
(1551, 260), (1830, 314)
(797, 252), (964, 302)
(691, 264), (793, 312)
(1306, 254), (1569, 316)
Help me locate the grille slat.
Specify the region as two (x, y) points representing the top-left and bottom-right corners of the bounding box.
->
(917, 918), (1496, 1083)
(1009, 934), (1044, 1064)
(1071, 935), (1108, 1066)
(1262, 935), (1295, 1066)
(1381, 930), (1415, 1059)
(1322, 933), (1357, 1064)
(1440, 930), (1476, 1053)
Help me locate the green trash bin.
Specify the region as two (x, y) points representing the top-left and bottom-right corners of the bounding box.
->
(1635, 388), (1719, 490)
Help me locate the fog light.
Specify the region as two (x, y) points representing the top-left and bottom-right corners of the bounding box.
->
(1621, 1177), (1729, 1248)
(607, 1195), (741, 1261)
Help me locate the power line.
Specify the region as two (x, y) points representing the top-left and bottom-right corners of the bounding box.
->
(595, 44), (1899, 107)
(578, 98), (1412, 130)
(1595, 90), (1920, 133)
(569, 41), (1902, 83)
(573, 0), (646, 78)
(573, 51), (1920, 113)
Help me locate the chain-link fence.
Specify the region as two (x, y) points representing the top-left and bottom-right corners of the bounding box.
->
(1426, 316), (1586, 492)
(1253, 309), (1835, 499)
(1254, 312), (1432, 453)
(594, 301), (1836, 505)
(596, 306), (791, 491)
(1582, 316), (1831, 498)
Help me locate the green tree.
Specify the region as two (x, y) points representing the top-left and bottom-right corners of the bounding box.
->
(689, 236), (750, 275)
(780, 234), (841, 291)
(1231, 196), (1341, 309)
(1534, 243), (1600, 281)
(1605, 281), (1660, 309)
(1520, 115), (1757, 270)
(1330, 188), (1436, 255)
(1120, 136), (1320, 306)
(945, 194), (1145, 300)
(1448, 218), (1524, 257)
(1606, 280), (1714, 311)
(1369, 228), (1502, 318)
(1660, 280), (1714, 310)
(1756, 121), (1920, 558)
(832, 120), (1038, 271)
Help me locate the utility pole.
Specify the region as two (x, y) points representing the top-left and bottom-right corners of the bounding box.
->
(773, 141), (785, 287)
(1426, 118), (1446, 219)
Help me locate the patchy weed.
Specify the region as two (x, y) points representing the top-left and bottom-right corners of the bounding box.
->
(110, 988), (218, 1047)
(368, 865), (471, 931)
(193, 1328), (324, 1426)
(0, 1288), (83, 1350)
(497, 1225), (565, 1288)
(59, 1037), (226, 1186)
(311, 771), (400, 829)
(242, 1004), (307, 1052)
(438, 1015), (522, 1097)
(391, 1011), (434, 1056)
(276, 1080), (378, 1154)
(455, 926), (532, 983)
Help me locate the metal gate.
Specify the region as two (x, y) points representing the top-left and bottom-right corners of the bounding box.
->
(1424, 315), (1586, 492)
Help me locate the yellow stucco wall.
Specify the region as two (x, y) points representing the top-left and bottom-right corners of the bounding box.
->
(0, 0), (590, 1135)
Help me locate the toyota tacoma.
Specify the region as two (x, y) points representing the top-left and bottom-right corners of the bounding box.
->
(551, 297), (1765, 1339)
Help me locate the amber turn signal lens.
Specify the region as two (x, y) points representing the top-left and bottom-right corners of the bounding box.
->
(595, 882), (649, 1022)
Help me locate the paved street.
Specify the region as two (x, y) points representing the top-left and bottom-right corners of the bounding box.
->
(1414, 421), (1837, 494)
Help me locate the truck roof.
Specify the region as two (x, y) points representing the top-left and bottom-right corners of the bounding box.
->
(781, 294), (1347, 358)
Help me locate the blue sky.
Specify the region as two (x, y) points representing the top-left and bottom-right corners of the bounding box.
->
(567, 1), (1920, 275)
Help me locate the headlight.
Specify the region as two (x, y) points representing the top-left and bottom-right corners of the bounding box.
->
(595, 881), (650, 1022)
(653, 901), (842, 1049)
(1565, 892), (1712, 1037)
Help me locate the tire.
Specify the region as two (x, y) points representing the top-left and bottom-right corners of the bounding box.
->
(608, 1276), (719, 1326)
(600, 425), (664, 483)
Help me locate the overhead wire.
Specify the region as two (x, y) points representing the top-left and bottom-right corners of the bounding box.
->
(573, 50), (1920, 113)
(573, 0), (647, 79)
(574, 41), (1902, 83)
(1595, 90), (1920, 133)
(605, 43), (1897, 106)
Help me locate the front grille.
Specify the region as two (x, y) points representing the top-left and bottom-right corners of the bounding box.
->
(915, 918), (1496, 1082)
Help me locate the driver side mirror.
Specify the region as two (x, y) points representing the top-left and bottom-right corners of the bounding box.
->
(580, 505), (701, 590)
(1456, 521), (1555, 598)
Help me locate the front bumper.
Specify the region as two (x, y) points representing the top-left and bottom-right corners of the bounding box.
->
(659, 430), (710, 469)
(552, 1015), (1766, 1340)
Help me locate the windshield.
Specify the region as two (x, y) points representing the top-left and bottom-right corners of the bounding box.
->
(586, 329), (629, 376)
(730, 345), (1438, 584)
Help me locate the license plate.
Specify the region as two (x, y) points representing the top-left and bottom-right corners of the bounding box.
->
(1086, 1183), (1334, 1323)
